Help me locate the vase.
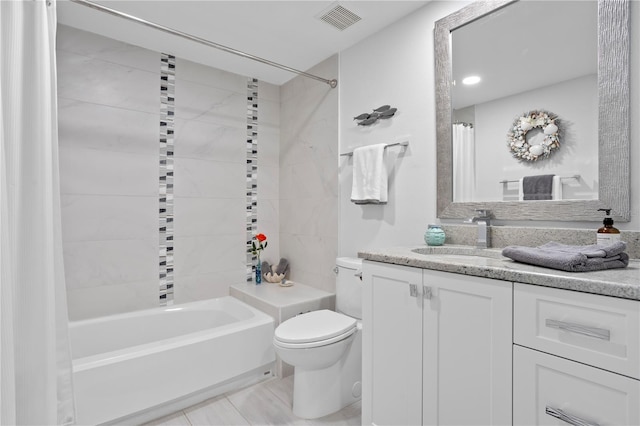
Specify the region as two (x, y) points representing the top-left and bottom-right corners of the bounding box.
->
(255, 259), (262, 284)
(425, 224), (446, 246)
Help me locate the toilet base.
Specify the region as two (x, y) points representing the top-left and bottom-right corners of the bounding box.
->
(292, 329), (362, 419)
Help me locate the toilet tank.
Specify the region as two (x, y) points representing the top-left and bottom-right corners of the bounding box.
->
(335, 257), (363, 319)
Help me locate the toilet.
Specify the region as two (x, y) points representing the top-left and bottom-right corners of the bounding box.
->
(273, 257), (363, 419)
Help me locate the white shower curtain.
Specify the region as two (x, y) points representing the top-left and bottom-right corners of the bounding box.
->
(452, 123), (476, 202)
(0, 1), (75, 424)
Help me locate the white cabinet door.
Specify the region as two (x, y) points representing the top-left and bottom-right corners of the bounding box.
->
(514, 345), (640, 426)
(362, 261), (423, 426)
(422, 270), (512, 426)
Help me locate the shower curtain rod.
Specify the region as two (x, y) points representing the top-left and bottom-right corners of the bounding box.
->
(69, 0), (338, 89)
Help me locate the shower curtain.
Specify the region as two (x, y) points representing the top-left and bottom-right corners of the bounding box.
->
(0, 0), (75, 424)
(452, 123), (476, 202)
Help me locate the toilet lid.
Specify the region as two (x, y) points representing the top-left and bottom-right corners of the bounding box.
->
(274, 310), (357, 344)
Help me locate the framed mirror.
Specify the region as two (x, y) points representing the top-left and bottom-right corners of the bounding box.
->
(435, 0), (630, 222)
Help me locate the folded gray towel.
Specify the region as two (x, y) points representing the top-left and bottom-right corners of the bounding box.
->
(539, 241), (627, 258)
(523, 174), (554, 200)
(275, 258), (289, 276)
(502, 244), (629, 272)
(261, 261), (270, 279)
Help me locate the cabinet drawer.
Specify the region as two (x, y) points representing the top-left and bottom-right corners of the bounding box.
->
(514, 345), (640, 426)
(514, 283), (640, 379)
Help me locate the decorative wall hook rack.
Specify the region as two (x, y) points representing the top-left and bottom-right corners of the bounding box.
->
(354, 105), (397, 126)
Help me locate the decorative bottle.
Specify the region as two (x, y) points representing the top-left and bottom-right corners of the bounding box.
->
(255, 260), (262, 284)
(596, 209), (620, 245)
(424, 224), (446, 246)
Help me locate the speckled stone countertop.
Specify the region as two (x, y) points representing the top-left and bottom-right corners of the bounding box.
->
(358, 245), (640, 301)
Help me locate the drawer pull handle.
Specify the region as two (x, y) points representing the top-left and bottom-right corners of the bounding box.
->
(545, 319), (610, 341)
(545, 406), (600, 426)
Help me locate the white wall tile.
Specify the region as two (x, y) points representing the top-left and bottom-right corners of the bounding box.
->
(257, 165), (279, 201)
(258, 128), (280, 169)
(173, 269), (246, 305)
(280, 159), (338, 201)
(173, 234), (246, 277)
(58, 26), (283, 318)
(174, 79), (245, 125)
(258, 98), (280, 130)
(57, 50), (159, 114)
(56, 25), (159, 74)
(256, 198), (280, 266)
(61, 194), (157, 242)
(59, 147), (158, 196)
(63, 239), (158, 290)
(173, 197), (245, 238)
(173, 118), (244, 162)
(279, 56), (339, 292)
(258, 80), (280, 103)
(175, 57), (246, 92)
(173, 157), (245, 198)
(58, 98), (159, 154)
(279, 114), (338, 167)
(279, 197), (338, 237)
(67, 280), (159, 321)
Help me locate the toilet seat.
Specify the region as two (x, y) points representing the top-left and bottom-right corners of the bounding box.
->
(274, 310), (357, 349)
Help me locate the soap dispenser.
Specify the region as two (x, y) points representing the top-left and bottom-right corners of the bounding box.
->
(597, 208), (620, 245)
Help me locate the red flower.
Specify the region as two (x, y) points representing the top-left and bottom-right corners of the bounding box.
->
(251, 233), (268, 257)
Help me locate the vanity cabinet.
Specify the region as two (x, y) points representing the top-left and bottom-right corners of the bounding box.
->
(362, 261), (512, 425)
(513, 283), (640, 425)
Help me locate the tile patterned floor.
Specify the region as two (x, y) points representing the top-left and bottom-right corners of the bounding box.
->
(144, 375), (362, 426)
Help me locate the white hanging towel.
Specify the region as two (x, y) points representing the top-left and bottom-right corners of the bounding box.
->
(350, 143), (388, 204)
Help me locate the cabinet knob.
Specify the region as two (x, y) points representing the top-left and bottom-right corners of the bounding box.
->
(423, 286), (432, 300)
(409, 284), (418, 298)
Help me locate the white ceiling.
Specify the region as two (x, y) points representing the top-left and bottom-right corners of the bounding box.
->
(57, 0), (430, 86)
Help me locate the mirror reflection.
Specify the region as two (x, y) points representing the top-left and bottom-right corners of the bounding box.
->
(450, 1), (598, 203)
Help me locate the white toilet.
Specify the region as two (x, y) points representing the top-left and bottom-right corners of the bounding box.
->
(273, 257), (362, 419)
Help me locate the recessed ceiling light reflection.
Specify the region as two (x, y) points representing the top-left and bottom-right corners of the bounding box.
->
(462, 76), (481, 85)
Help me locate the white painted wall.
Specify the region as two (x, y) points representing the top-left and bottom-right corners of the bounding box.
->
(339, 1), (470, 257)
(338, 0), (640, 258)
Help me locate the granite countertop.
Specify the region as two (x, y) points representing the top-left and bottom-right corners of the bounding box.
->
(358, 245), (640, 301)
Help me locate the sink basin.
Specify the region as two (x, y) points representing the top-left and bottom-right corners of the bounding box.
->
(411, 246), (505, 260)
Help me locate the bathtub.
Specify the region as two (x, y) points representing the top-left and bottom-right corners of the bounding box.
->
(70, 296), (275, 425)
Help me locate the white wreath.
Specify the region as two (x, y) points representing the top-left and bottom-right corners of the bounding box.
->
(507, 110), (560, 161)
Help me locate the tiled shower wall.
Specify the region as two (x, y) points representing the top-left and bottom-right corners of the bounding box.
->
(279, 56), (339, 293)
(57, 25), (280, 320)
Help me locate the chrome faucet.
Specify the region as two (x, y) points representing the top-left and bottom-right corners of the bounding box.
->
(465, 209), (491, 249)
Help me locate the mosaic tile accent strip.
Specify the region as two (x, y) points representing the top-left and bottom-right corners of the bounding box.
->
(159, 53), (175, 304)
(246, 78), (259, 281)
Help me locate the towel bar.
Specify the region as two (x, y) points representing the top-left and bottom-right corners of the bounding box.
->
(499, 174), (580, 184)
(340, 140), (409, 157)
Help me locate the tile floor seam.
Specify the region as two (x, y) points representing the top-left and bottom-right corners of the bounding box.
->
(224, 394), (254, 425)
(181, 409), (194, 426)
(264, 381), (292, 408)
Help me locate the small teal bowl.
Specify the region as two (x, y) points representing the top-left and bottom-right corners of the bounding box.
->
(424, 225), (446, 246)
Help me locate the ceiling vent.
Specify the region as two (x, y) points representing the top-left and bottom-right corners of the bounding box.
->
(317, 3), (362, 31)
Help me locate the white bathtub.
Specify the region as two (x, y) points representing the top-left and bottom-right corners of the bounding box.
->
(70, 296), (275, 425)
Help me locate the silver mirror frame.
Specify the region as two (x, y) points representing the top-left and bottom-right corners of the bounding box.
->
(435, 0), (630, 222)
